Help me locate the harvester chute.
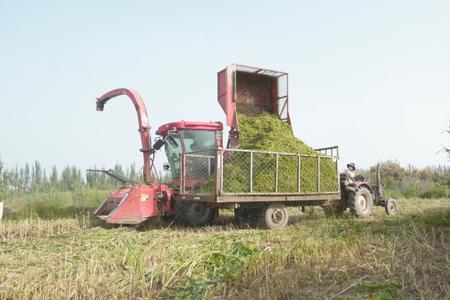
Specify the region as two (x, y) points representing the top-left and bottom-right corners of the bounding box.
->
(217, 64), (291, 148)
(96, 88), (152, 184)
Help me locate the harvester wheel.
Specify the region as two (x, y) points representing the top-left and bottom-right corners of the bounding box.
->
(160, 214), (175, 223)
(384, 198), (398, 216)
(262, 204), (289, 230)
(175, 201), (215, 227)
(348, 187), (373, 218)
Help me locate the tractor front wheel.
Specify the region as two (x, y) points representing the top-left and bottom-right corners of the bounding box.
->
(348, 187), (373, 218)
(385, 198), (398, 216)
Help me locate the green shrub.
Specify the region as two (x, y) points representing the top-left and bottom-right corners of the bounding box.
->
(402, 184), (422, 198)
(420, 186), (449, 199)
(3, 189), (108, 220)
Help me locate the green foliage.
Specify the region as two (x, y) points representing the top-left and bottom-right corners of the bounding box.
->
(360, 281), (402, 300)
(238, 113), (317, 154)
(420, 185), (449, 199)
(401, 184), (422, 198)
(0, 160), (138, 194)
(3, 189), (108, 220)
(174, 242), (256, 299)
(364, 161), (450, 199)
(423, 208), (450, 227)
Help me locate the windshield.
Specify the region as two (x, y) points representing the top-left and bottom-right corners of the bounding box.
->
(164, 130), (216, 179)
(182, 130), (216, 153)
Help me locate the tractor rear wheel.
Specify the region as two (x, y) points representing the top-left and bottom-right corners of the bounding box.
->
(175, 200), (216, 227)
(261, 204), (289, 229)
(348, 187), (373, 218)
(385, 198), (398, 215)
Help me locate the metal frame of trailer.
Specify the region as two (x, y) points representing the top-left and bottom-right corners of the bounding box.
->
(179, 146), (341, 207)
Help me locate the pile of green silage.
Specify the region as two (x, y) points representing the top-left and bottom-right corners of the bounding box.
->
(222, 113), (338, 193)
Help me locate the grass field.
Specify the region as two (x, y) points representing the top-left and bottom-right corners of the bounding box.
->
(1, 198), (449, 299)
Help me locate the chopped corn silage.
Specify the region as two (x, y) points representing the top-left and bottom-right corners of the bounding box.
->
(221, 113), (338, 193)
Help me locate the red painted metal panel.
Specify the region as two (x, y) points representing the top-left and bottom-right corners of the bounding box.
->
(157, 121), (223, 136)
(217, 66), (237, 129)
(107, 184), (159, 224)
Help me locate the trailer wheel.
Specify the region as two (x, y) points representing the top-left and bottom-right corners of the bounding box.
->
(348, 187), (373, 218)
(385, 198), (398, 216)
(262, 204), (289, 229)
(234, 208), (248, 227)
(175, 201), (215, 227)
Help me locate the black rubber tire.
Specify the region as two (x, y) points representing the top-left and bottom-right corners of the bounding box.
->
(385, 198), (398, 216)
(348, 187), (373, 218)
(174, 200), (188, 225)
(322, 202), (345, 218)
(160, 214), (175, 223)
(234, 208), (247, 227)
(175, 200), (216, 227)
(261, 204), (289, 230)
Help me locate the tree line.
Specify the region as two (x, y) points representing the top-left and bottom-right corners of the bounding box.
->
(0, 159), (139, 196)
(363, 161), (450, 198)
(1, 158), (449, 199)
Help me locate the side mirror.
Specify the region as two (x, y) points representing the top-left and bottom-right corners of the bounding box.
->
(153, 139), (165, 151)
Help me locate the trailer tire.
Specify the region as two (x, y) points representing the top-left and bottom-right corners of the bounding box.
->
(348, 187), (373, 218)
(262, 204), (289, 229)
(234, 208), (248, 227)
(175, 201), (215, 227)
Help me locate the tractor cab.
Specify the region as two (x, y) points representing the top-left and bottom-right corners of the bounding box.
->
(156, 121), (223, 180)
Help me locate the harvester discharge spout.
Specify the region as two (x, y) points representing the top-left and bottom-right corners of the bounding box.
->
(96, 88), (152, 184)
(217, 64), (291, 148)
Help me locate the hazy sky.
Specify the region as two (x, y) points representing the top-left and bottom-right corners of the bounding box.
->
(1, 1), (449, 173)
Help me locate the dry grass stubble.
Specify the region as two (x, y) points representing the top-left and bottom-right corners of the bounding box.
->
(0, 198), (449, 299)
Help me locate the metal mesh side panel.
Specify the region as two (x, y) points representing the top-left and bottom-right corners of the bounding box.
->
(252, 152), (276, 193)
(183, 154), (216, 194)
(320, 157), (339, 192)
(223, 151), (251, 193)
(300, 156), (318, 193)
(278, 155), (299, 193)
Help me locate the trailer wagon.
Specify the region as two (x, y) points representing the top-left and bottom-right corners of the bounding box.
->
(179, 146), (340, 229)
